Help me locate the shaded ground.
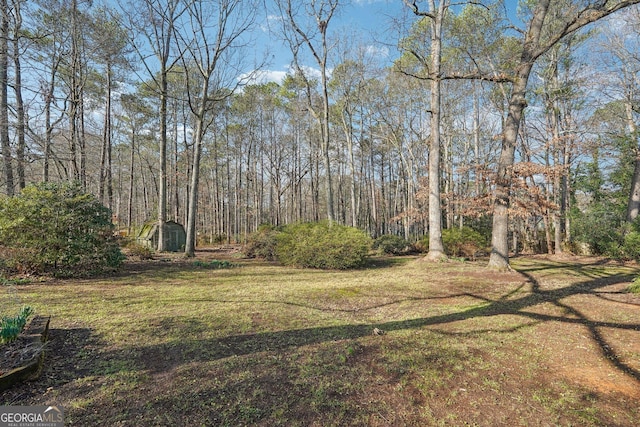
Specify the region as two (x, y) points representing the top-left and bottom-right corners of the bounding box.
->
(1, 251), (639, 426)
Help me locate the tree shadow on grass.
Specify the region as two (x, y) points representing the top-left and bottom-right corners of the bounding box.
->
(516, 268), (640, 382)
(95, 261), (640, 386)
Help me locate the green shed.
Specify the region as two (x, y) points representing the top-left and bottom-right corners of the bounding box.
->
(136, 220), (186, 252)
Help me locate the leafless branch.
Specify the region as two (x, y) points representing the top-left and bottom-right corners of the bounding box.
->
(403, 0), (436, 19)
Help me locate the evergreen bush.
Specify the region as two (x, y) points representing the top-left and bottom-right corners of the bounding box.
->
(571, 203), (625, 257)
(0, 182), (124, 277)
(276, 221), (371, 269)
(414, 236), (429, 253)
(243, 224), (279, 261)
(441, 227), (486, 258)
(373, 234), (410, 255)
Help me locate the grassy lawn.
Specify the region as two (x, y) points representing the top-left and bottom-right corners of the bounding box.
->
(2, 252), (640, 426)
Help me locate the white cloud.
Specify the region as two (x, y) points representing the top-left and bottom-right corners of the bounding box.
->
(295, 64), (326, 80)
(238, 69), (288, 85)
(261, 14), (283, 32)
(239, 63), (334, 87)
(364, 44), (389, 59)
(353, 0), (387, 4)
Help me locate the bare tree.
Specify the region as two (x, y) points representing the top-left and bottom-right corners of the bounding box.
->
(274, 0), (340, 224)
(0, 0), (12, 195)
(10, 0), (26, 190)
(29, 1), (68, 183)
(177, 0), (260, 257)
(120, 0), (187, 252)
(93, 8), (130, 210)
(67, 0), (85, 186)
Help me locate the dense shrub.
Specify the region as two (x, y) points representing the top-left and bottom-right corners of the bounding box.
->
(243, 225), (279, 261)
(442, 227), (487, 258)
(414, 236), (429, 253)
(276, 221), (372, 269)
(128, 243), (154, 260)
(621, 231), (640, 261)
(571, 203), (625, 257)
(0, 182), (124, 277)
(373, 234), (410, 255)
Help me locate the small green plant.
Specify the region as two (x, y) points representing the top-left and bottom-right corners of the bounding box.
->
(629, 277), (640, 294)
(192, 260), (233, 269)
(0, 305), (34, 344)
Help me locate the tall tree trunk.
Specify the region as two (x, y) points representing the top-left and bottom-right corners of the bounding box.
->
(404, 0), (447, 260)
(68, 0), (81, 183)
(42, 55), (61, 183)
(157, 73), (168, 251)
(488, 1), (548, 270)
(127, 132), (135, 235)
(425, 0), (447, 261)
(341, 109), (358, 227)
(185, 77), (210, 256)
(320, 61), (334, 224)
(0, 0), (13, 196)
(625, 99), (640, 222)
(79, 60), (86, 190)
(99, 71), (110, 204)
(173, 99), (180, 222)
(105, 69), (113, 209)
(488, 0), (640, 269)
(12, 0), (25, 190)
(546, 49), (563, 254)
(488, 70), (532, 269)
(99, 65), (114, 208)
(473, 82), (481, 196)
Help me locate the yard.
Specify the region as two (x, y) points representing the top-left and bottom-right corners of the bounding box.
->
(2, 250), (639, 426)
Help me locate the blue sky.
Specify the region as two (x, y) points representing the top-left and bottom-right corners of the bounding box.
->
(108, 0), (524, 87)
(250, 0), (523, 86)
(251, 0), (408, 84)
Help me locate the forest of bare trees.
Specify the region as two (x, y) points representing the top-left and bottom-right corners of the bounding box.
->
(1, 0), (640, 268)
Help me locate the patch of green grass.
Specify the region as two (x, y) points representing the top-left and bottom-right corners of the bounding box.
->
(1, 277), (32, 286)
(628, 277), (640, 293)
(532, 382), (601, 426)
(192, 259), (234, 269)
